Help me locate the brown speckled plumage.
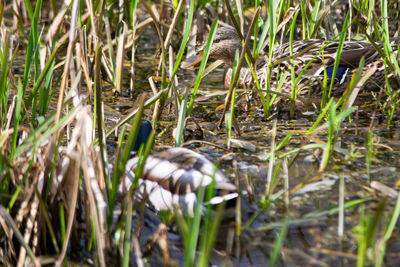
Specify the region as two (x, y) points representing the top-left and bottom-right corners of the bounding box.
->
(125, 147), (237, 216)
(204, 27), (400, 98)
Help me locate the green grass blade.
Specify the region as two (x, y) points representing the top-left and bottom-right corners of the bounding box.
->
(327, 11), (349, 102)
(269, 216), (288, 267)
(175, 89), (188, 147)
(166, 0), (194, 90)
(186, 18), (218, 117)
(375, 194), (400, 266)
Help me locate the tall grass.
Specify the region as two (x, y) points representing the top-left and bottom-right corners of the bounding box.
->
(0, 0), (399, 266)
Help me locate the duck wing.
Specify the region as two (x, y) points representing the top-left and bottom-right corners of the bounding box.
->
(274, 39), (378, 68)
(125, 147), (236, 195)
(125, 147), (237, 215)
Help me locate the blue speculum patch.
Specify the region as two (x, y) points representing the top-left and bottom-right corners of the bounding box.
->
(315, 66), (349, 84)
(325, 66), (349, 84)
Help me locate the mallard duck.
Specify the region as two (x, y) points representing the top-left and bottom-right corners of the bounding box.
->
(124, 120), (238, 216)
(190, 26), (399, 98)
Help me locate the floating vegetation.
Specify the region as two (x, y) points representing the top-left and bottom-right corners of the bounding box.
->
(0, 0), (399, 266)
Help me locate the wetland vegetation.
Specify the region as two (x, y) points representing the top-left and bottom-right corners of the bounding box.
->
(0, 0), (400, 266)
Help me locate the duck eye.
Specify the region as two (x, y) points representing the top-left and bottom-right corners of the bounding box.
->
(213, 38), (220, 43)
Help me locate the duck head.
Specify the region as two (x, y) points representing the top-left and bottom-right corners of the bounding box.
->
(132, 120), (152, 151)
(183, 26), (242, 68)
(208, 26), (242, 66)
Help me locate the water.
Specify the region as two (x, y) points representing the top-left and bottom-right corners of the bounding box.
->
(8, 23), (399, 266)
(97, 27), (400, 265)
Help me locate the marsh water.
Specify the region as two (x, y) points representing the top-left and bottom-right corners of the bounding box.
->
(95, 28), (400, 266)
(7, 23), (400, 266)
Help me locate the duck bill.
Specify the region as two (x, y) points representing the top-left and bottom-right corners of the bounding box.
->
(181, 51), (205, 69)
